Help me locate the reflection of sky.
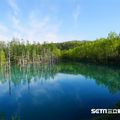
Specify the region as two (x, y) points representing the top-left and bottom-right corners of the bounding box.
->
(0, 73), (83, 102)
(0, 73), (120, 120)
(0, 73), (83, 120)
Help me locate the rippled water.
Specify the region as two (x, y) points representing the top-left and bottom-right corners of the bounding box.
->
(0, 63), (120, 120)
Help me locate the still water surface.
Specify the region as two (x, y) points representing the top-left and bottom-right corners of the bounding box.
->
(0, 62), (120, 120)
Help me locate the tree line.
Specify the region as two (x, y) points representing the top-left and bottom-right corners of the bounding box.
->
(0, 39), (61, 66)
(61, 32), (120, 65)
(0, 32), (120, 66)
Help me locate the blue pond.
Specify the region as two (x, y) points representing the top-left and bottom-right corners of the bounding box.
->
(0, 62), (120, 120)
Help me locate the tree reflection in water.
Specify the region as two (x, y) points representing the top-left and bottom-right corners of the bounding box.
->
(0, 62), (120, 94)
(0, 62), (120, 120)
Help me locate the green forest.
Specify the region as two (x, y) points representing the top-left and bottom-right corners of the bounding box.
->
(0, 32), (120, 66)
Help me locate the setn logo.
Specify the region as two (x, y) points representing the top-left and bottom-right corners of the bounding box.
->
(91, 109), (120, 114)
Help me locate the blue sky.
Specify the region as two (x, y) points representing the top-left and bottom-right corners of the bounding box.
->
(0, 0), (120, 42)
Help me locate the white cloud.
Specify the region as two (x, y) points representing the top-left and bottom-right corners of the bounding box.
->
(5, 0), (61, 43)
(73, 4), (80, 23)
(19, 10), (60, 43)
(8, 0), (20, 16)
(0, 23), (11, 41)
(0, 0), (80, 43)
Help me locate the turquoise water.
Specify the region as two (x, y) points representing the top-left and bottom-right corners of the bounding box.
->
(0, 63), (120, 120)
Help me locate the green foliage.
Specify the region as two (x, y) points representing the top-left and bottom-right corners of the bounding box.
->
(0, 50), (6, 65)
(107, 31), (118, 39)
(0, 39), (62, 65)
(56, 41), (83, 50)
(60, 32), (120, 65)
(0, 32), (120, 65)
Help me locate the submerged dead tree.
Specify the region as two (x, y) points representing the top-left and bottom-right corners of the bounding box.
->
(0, 38), (61, 66)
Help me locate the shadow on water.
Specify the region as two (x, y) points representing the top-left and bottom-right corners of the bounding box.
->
(0, 62), (120, 120)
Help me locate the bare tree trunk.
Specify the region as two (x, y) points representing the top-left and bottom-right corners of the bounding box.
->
(8, 44), (11, 69)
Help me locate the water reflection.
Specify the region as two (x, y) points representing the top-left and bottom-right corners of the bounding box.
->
(0, 63), (120, 94)
(58, 62), (120, 93)
(0, 64), (59, 94)
(0, 62), (120, 120)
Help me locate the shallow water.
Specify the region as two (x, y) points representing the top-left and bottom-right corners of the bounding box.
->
(0, 63), (120, 120)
